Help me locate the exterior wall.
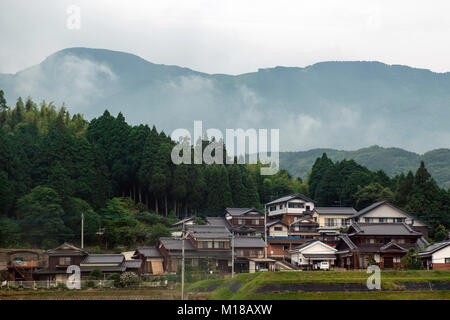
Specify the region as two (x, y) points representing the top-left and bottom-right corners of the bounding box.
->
(268, 224), (288, 237)
(235, 247), (264, 259)
(431, 245), (450, 264)
(268, 199), (314, 217)
(313, 214), (352, 228)
(48, 255), (84, 269)
(355, 204), (426, 228)
(267, 243), (289, 257)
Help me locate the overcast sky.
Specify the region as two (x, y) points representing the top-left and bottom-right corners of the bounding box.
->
(1, 0), (450, 75)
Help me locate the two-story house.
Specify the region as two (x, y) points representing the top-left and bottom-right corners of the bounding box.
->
(224, 208), (265, 237)
(335, 223), (428, 269)
(349, 201), (429, 237)
(266, 194), (315, 224)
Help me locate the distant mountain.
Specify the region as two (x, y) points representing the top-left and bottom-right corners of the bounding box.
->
(279, 146), (450, 189)
(1, 47), (450, 153)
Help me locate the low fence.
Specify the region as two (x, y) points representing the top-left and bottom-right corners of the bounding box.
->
(1, 279), (169, 290)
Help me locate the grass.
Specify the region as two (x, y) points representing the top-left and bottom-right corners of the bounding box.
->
(187, 270), (450, 300)
(242, 290), (450, 300)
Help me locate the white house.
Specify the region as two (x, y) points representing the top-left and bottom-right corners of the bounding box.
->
(289, 240), (337, 270)
(418, 241), (450, 270)
(349, 201), (429, 237)
(266, 194), (315, 223)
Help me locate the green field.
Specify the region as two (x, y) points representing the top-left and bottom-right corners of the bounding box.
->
(187, 270), (450, 300)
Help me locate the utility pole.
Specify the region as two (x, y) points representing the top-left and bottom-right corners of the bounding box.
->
(181, 221), (185, 300)
(81, 212), (84, 249)
(264, 204), (267, 258)
(231, 231), (235, 278)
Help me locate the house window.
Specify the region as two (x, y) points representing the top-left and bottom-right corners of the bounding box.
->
(288, 203), (304, 208)
(238, 219), (244, 225)
(280, 204), (284, 209)
(59, 257), (71, 265)
(202, 241), (213, 248)
(274, 226), (283, 231)
(306, 206), (310, 210)
(253, 219), (260, 225)
(214, 241), (225, 249)
(365, 218), (374, 223)
(325, 218), (336, 227)
(379, 218), (388, 223)
(395, 218), (405, 223)
(341, 219), (350, 226)
(445, 258), (450, 264)
(270, 206), (276, 211)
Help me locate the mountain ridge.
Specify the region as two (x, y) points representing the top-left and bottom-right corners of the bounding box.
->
(1, 47), (450, 154)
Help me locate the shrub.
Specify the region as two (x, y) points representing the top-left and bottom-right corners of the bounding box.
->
(89, 268), (103, 280)
(108, 273), (121, 287)
(119, 272), (139, 287)
(86, 280), (96, 288)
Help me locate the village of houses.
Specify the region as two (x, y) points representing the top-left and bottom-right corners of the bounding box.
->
(1, 194), (450, 287)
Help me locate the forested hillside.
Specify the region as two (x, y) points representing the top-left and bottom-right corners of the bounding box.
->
(0, 91), (449, 248)
(280, 147), (450, 189)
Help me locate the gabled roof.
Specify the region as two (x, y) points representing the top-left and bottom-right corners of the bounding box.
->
(225, 208), (263, 216)
(418, 241), (450, 256)
(314, 207), (357, 215)
(81, 254), (124, 265)
(350, 201), (428, 226)
(234, 237), (267, 248)
(135, 246), (162, 258)
(290, 239), (337, 253)
(46, 243), (88, 256)
(348, 222), (421, 236)
(266, 220), (288, 227)
(266, 194), (316, 206)
(380, 241), (407, 252)
(339, 234), (357, 250)
(172, 216), (196, 227)
(290, 218), (318, 227)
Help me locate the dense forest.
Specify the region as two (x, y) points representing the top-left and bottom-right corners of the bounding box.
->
(0, 90), (449, 248)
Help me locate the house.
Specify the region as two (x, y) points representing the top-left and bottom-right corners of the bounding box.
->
(289, 217), (320, 240)
(289, 240), (337, 270)
(313, 207), (356, 234)
(349, 201), (429, 237)
(158, 225), (233, 273)
(133, 246), (164, 275)
(34, 243), (88, 282)
(418, 241), (450, 270)
(335, 223), (427, 269)
(34, 243), (142, 282)
(233, 237), (273, 272)
(79, 254), (128, 279)
(266, 194), (316, 224)
(224, 208), (265, 236)
(266, 220), (302, 258)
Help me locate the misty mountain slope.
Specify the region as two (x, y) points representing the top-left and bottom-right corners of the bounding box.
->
(280, 146), (450, 189)
(1, 47), (450, 153)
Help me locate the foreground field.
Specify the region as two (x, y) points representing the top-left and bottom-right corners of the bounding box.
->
(187, 270), (450, 300)
(2, 270), (450, 300)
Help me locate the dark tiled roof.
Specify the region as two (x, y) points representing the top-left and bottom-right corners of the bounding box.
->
(81, 254), (124, 264)
(167, 250), (232, 258)
(380, 241), (407, 252)
(266, 194), (315, 206)
(81, 265), (126, 273)
(225, 208), (263, 216)
(206, 217), (232, 229)
(159, 237), (196, 251)
(349, 222), (421, 236)
(314, 207), (357, 215)
(186, 225), (231, 238)
(234, 237), (267, 248)
(418, 241), (450, 256)
(339, 234), (357, 250)
(124, 259), (143, 269)
(136, 246), (162, 258)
